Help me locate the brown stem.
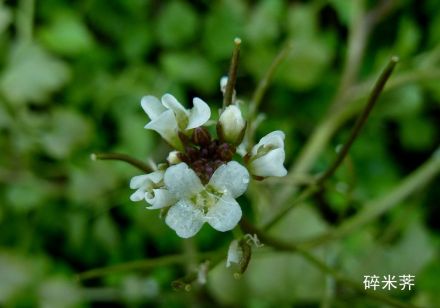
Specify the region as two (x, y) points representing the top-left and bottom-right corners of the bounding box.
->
(223, 38), (241, 107)
(316, 56), (399, 186)
(91, 152), (152, 173)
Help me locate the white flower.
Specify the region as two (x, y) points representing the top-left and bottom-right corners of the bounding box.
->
(217, 105), (246, 145)
(163, 161), (249, 238)
(141, 94), (211, 149)
(226, 239), (242, 268)
(248, 130), (287, 177)
(130, 170), (176, 209)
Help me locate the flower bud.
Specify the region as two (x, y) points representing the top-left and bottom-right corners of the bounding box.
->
(192, 127), (211, 146)
(248, 130), (287, 178)
(217, 105), (246, 145)
(226, 239), (251, 275)
(167, 151), (181, 165)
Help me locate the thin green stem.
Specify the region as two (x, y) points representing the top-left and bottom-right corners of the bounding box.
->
(263, 184), (319, 229)
(223, 38), (241, 108)
(91, 152), (152, 173)
(316, 56), (399, 186)
(246, 42), (292, 150)
(17, 0), (35, 42)
(77, 250), (219, 281)
(249, 146), (440, 249)
(249, 42), (292, 118)
(333, 0), (367, 102)
(294, 247), (417, 308)
(267, 57), (398, 228)
(171, 251), (225, 290)
(280, 66), (440, 199)
(301, 147), (440, 248)
(240, 218), (418, 308)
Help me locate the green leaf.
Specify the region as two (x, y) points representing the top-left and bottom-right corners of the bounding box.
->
(379, 84), (423, 119)
(38, 10), (95, 56)
(269, 205), (329, 242)
(0, 3), (12, 34)
(245, 0), (284, 46)
(0, 42), (70, 105)
(276, 38), (333, 90)
(209, 250), (326, 304)
(156, 1), (198, 48)
(202, 0), (246, 60)
(93, 214), (120, 251)
(160, 52), (218, 93)
(399, 117), (436, 150)
(394, 17), (421, 57)
(38, 277), (82, 308)
(41, 109), (92, 159)
(327, 0), (354, 26)
(5, 176), (53, 212)
(285, 3), (317, 40)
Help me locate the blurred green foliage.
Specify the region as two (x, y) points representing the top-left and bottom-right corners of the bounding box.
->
(0, 0), (439, 307)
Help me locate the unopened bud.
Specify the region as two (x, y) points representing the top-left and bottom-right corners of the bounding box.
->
(167, 151), (181, 165)
(192, 127), (211, 146)
(226, 239), (252, 275)
(217, 105), (246, 145)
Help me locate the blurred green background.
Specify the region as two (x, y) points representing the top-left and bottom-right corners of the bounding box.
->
(0, 0), (439, 307)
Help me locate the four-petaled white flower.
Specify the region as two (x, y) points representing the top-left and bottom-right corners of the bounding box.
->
(248, 130), (287, 177)
(163, 161), (250, 238)
(141, 94), (211, 150)
(130, 170), (176, 209)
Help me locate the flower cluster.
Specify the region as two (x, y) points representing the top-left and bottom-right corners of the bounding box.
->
(130, 79), (287, 238)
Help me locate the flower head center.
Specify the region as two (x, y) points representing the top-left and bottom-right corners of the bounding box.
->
(190, 185), (224, 214)
(178, 128), (236, 184)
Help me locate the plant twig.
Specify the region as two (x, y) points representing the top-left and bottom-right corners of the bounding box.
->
(91, 152), (152, 173)
(77, 250), (219, 281)
(246, 42), (292, 150)
(240, 218), (418, 308)
(267, 57), (398, 228)
(223, 38), (241, 108)
(316, 56), (399, 186)
(249, 42), (293, 118)
(276, 66), (440, 209)
(294, 247), (417, 308)
(301, 146), (440, 248)
(17, 0), (35, 42)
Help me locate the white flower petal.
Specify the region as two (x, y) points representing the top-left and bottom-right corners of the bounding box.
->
(130, 171), (164, 189)
(145, 188), (176, 209)
(226, 240), (242, 267)
(161, 94), (189, 129)
(130, 188), (146, 202)
(187, 97), (211, 129)
(251, 130), (285, 156)
(209, 161), (249, 198)
(145, 109), (181, 149)
(141, 96), (167, 120)
(164, 163), (203, 199)
(250, 148), (287, 177)
(130, 174), (150, 189)
(205, 195), (242, 232)
(165, 200), (205, 238)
